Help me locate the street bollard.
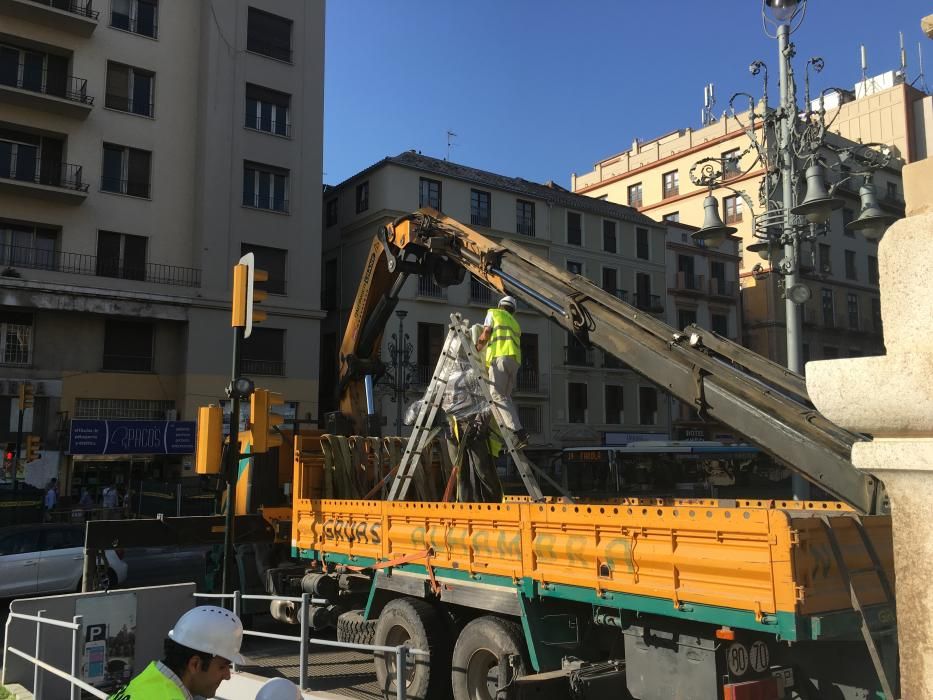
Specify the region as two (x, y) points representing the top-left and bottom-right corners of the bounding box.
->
(395, 645), (408, 700)
(299, 593), (310, 691)
(71, 614), (83, 700)
(33, 610), (44, 698)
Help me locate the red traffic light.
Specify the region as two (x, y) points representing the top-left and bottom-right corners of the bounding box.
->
(4, 451), (13, 461)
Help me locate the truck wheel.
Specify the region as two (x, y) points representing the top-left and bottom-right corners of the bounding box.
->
(373, 598), (449, 700)
(337, 609), (377, 645)
(451, 616), (527, 700)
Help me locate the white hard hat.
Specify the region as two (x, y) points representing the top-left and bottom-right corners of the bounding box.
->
(168, 606), (248, 664)
(256, 677), (302, 700)
(499, 295), (517, 310)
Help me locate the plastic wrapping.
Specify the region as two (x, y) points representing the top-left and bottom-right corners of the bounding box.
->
(403, 338), (491, 425)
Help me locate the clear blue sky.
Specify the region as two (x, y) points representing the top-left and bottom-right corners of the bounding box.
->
(324, 1), (931, 187)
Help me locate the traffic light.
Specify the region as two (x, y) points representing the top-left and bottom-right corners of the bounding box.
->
(231, 252), (269, 339)
(25, 435), (40, 463)
(249, 388), (284, 453)
(196, 405), (224, 474)
(18, 382), (34, 410)
(3, 442), (14, 471)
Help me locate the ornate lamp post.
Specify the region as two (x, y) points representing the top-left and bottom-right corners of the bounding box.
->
(690, 0), (895, 499)
(383, 309), (418, 435)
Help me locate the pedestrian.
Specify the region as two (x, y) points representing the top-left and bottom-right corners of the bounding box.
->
(79, 488), (94, 509)
(256, 677), (302, 699)
(475, 295), (528, 447)
(43, 477), (58, 521)
(102, 484), (119, 519)
(108, 606), (247, 700)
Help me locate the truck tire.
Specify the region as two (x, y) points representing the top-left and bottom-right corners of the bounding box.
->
(451, 616), (528, 700)
(373, 598), (450, 700)
(337, 609), (376, 646)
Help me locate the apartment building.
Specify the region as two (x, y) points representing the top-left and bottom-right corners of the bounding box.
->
(321, 151), (671, 460)
(0, 0), (324, 499)
(572, 72), (918, 366)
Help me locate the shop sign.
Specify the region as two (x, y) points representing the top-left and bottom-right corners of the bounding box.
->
(69, 420), (196, 455)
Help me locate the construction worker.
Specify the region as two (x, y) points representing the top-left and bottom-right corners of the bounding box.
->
(475, 295), (528, 448)
(256, 677), (302, 699)
(109, 606), (247, 700)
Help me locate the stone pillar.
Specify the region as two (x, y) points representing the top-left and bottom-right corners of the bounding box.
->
(806, 157), (933, 699)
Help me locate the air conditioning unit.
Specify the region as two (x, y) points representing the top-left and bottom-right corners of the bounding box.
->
(166, 409), (178, 421)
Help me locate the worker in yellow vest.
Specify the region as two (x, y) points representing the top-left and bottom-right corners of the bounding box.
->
(475, 295), (528, 448)
(109, 606), (247, 700)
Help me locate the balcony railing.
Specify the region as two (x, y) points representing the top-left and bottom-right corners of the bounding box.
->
(709, 278), (738, 297)
(102, 354), (152, 372)
(516, 221), (535, 237)
(413, 365), (432, 386)
(110, 9), (157, 38)
(469, 277), (495, 306)
(672, 272), (704, 293)
(246, 38), (292, 63)
(417, 275), (445, 299)
(603, 353), (627, 370)
(0, 243), (201, 287)
(516, 368), (546, 392)
(604, 288), (628, 304)
(564, 344), (595, 367)
(470, 212), (490, 227)
(0, 65), (93, 104)
(635, 293), (664, 312)
(245, 113), (290, 137)
(27, 0), (99, 19)
(0, 158), (88, 192)
(241, 358), (285, 376)
(517, 406), (542, 434)
(104, 93), (153, 117)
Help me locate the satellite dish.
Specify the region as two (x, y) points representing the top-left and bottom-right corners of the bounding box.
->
(787, 284), (811, 305)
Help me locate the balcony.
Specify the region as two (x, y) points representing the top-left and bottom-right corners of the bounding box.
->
(0, 66), (94, 118)
(412, 365), (432, 387)
(515, 369), (547, 394)
(469, 276), (495, 306)
(603, 352), (628, 370)
(0, 158), (88, 202)
(635, 293), (664, 313)
(516, 221), (535, 237)
(564, 344), (595, 367)
(517, 405), (542, 434)
(0, 0), (98, 35)
(671, 271), (705, 296)
(417, 275), (446, 300)
(0, 243), (201, 287)
(241, 358), (284, 376)
(708, 278), (739, 299)
(604, 288), (628, 304)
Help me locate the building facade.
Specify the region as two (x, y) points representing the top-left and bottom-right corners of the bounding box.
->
(572, 72), (919, 367)
(321, 151), (671, 458)
(0, 0), (324, 500)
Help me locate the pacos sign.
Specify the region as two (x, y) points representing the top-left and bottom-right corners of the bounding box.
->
(69, 420), (196, 455)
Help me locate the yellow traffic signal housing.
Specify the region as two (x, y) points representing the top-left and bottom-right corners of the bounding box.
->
(18, 382), (34, 410)
(25, 435), (40, 463)
(249, 388), (284, 453)
(231, 253), (268, 338)
(196, 404), (224, 474)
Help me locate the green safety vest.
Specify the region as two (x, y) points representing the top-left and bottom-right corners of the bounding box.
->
(485, 308), (521, 366)
(109, 662), (187, 700)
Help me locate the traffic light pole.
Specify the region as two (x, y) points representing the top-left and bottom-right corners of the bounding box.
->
(222, 325), (243, 596)
(10, 407), (23, 498)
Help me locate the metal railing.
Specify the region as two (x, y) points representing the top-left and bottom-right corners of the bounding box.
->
(243, 191), (289, 213)
(110, 10), (157, 37)
(100, 175), (150, 198)
(245, 113), (290, 137)
(104, 93), (153, 117)
(564, 344), (595, 367)
(417, 275), (445, 299)
(0, 158), (87, 192)
(195, 591), (429, 698)
(516, 221), (535, 237)
(2, 610), (105, 700)
(246, 38), (293, 62)
(673, 272), (704, 292)
(470, 212), (490, 227)
(709, 278), (738, 297)
(241, 358), (285, 376)
(515, 368), (541, 392)
(469, 276), (495, 305)
(0, 65), (93, 104)
(635, 293), (663, 312)
(27, 0), (99, 19)
(603, 352), (627, 370)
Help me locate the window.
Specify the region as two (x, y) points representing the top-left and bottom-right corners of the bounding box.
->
(868, 255), (879, 285)
(568, 382), (587, 424)
(711, 313), (728, 336)
(638, 387), (658, 425)
(662, 212), (680, 223)
(325, 198), (338, 227)
(605, 385), (623, 424)
(417, 322), (445, 374)
(0, 222), (56, 270)
(871, 297), (881, 332)
(627, 182), (643, 208)
(566, 260), (582, 275)
(243, 161), (289, 213)
(0, 44), (70, 99)
(636, 227), (650, 260)
(321, 258), (338, 310)
(602, 220), (616, 253)
(843, 207), (855, 237)
(111, 0), (158, 38)
(823, 346), (839, 359)
(245, 84), (290, 137)
(355, 181), (369, 213)
(844, 250), (857, 280)
(242, 327), (285, 375)
(0, 311), (33, 366)
(722, 148), (741, 178)
(105, 62), (153, 117)
(419, 178), (442, 210)
(847, 293), (859, 330)
(241, 243), (287, 294)
(635, 272), (653, 310)
(723, 194), (742, 224)
(601, 267), (617, 296)
(96, 231), (146, 281)
(103, 319), (153, 372)
(662, 170), (679, 198)
(566, 212), (582, 246)
(75, 398), (174, 420)
(516, 200), (535, 236)
(470, 189), (490, 227)
(821, 288), (835, 328)
(818, 243), (831, 273)
(677, 308), (697, 329)
(247, 7), (292, 62)
(102, 144), (151, 197)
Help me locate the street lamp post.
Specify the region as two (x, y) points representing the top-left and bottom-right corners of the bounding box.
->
(690, 0), (897, 500)
(385, 310), (416, 435)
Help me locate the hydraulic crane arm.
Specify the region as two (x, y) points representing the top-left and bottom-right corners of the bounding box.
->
(336, 208), (882, 515)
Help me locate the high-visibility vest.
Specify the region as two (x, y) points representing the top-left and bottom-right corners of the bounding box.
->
(485, 308), (521, 365)
(108, 662), (187, 700)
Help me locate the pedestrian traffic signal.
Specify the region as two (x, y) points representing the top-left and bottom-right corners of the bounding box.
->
(25, 435), (40, 463)
(231, 252), (269, 339)
(18, 382), (34, 410)
(3, 442), (14, 466)
(248, 388), (284, 453)
(196, 404), (224, 475)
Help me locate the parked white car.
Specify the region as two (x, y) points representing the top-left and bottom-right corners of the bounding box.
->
(0, 523), (128, 598)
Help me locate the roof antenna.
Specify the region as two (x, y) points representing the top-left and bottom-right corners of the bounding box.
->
(915, 42), (931, 94)
(900, 31), (907, 78)
(860, 44), (868, 83)
(701, 83), (716, 126)
(446, 130), (457, 161)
